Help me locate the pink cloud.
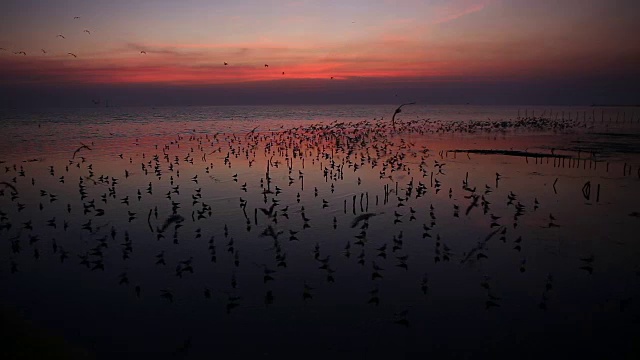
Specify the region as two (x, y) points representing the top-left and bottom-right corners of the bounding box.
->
(433, 1), (490, 25)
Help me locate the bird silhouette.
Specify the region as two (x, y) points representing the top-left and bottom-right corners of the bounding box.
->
(72, 143), (91, 159)
(391, 102), (416, 128)
(350, 212), (381, 228)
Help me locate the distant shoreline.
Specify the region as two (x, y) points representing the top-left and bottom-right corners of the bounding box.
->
(590, 104), (640, 107)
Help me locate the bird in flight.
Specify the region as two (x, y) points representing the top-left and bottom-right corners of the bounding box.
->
(68, 52), (77, 58)
(0, 181), (18, 194)
(73, 143), (91, 159)
(245, 126), (259, 138)
(83, 29), (91, 35)
(41, 49), (47, 54)
(74, 16), (80, 19)
(392, 102), (416, 128)
(282, 71), (285, 75)
(140, 51), (147, 54)
(330, 76), (334, 80)
(224, 62), (228, 66)
(350, 212), (381, 228)
(264, 64), (269, 68)
(14, 51), (26, 55)
(57, 34), (66, 39)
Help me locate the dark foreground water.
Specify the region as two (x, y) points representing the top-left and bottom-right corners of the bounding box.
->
(1, 105), (639, 359)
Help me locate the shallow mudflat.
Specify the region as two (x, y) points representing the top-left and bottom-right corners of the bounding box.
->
(1, 108), (639, 359)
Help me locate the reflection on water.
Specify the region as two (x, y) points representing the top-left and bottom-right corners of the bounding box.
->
(1, 106), (639, 359)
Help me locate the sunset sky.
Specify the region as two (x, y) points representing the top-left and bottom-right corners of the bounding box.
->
(1, 0), (639, 107)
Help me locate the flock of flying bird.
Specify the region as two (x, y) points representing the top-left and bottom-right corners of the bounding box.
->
(1, 111), (638, 356)
(0, 15), (338, 79)
(0, 16), (89, 58)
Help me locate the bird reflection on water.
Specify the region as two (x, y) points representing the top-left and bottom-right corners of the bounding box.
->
(0, 106), (639, 358)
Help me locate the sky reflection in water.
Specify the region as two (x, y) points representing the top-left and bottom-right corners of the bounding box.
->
(1, 105), (639, 359)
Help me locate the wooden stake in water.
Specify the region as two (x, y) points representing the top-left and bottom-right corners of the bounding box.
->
(352, 195), (356, 214)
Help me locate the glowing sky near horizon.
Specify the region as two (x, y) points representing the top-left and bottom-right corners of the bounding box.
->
(0, 0), (639, 88)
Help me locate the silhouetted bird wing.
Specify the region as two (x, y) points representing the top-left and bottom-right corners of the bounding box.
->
(350, 212), (378, 228)
(392, 102), (416, 126)
(72, 143), (91, 159)
(158, 214), (185, 232)
(0, 181), (18, 194)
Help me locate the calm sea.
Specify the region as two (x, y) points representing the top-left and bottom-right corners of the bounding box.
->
(1, 104), (639, 359)
(2, 104), (639, 159)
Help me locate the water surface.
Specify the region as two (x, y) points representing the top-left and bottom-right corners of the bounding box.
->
(1, 105), (639, 359)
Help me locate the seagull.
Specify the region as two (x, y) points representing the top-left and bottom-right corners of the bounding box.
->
(74, 16), (80, 19)
(0, 181), (18, 193)
(14, 51), (26, 55)
(41, 49), (47, 54)
(224, 62), (228, 66)
(392, 102), (416, 128)
(68, 52), (77, 58)
(83, 29), (91, 35)
(140, 51), (146, 54)
(264, 64), (269, 67)
(57, 34), (66, 39)
(350, 212), (381, 228)
(245, 126), (259, 138)
(72, 143), (91, 159)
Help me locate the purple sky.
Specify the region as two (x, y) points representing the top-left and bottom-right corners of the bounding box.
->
(1, 0), (639, 107)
